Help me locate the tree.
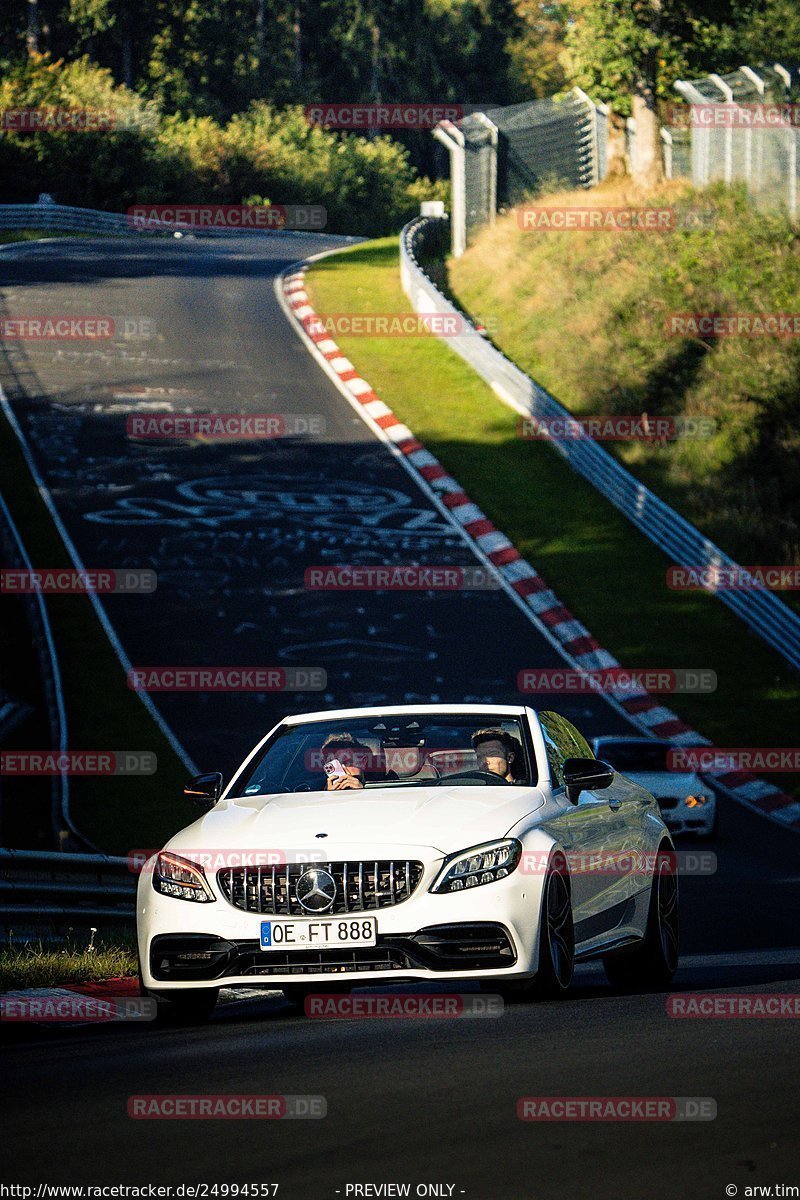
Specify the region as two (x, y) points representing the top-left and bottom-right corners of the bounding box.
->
(563, 1), (748, 184)
(505, 1), (569, 101)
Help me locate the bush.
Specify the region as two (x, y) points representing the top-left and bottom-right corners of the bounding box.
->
(0, 55), (448, 235)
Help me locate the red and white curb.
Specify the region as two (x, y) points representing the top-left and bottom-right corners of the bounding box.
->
(0, 976), (145, 1026)
(279, 263), (800, 833)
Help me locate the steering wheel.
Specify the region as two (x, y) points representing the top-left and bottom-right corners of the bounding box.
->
(433, 769), (510, 786)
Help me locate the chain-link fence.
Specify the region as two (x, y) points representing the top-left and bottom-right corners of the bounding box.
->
(435, 89), (607, 255)
(672, 63), (799, 220)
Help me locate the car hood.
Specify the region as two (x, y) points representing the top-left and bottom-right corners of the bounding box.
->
(620, 770), (706, 797)
(168, 784), (546, 857)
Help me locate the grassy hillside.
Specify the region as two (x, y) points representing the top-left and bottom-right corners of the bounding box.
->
(448, 178), (800, 573)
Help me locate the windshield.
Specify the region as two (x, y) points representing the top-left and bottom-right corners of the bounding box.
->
(232, 714), (536, 795)
(599, 741), (672, 772)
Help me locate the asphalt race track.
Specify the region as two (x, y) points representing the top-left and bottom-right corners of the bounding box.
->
(1, 234), (799, 1199)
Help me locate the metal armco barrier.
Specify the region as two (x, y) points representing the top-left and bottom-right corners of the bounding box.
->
(0, 202), (183, 237)
(400, 216), (800, 674)
(0, 848), (137, 934)
(0, 202), (326, 238)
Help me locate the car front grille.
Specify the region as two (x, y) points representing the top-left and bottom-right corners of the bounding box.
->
(216, 860), (425, 915)
(656, 796), (681, 810)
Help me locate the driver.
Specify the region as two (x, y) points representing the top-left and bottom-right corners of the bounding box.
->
(320, 732), (369, 791)
(471, 727), (525, 783)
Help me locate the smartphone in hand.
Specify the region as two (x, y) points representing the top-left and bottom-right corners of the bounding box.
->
(323, 758), (348, 782)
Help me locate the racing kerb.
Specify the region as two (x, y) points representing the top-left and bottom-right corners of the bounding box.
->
(278, 259), (800, 833)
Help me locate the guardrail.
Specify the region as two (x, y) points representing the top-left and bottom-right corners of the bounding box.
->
(0, 202), (186, 237)
(400, 216), (800, 674)
(0, 848), (136, 935)
(0, 202), (330, 239)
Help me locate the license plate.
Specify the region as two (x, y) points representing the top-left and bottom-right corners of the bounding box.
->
(260, 917), (377, 950)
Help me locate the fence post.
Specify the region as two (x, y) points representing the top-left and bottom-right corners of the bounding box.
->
(471, 113), (498, 224)
(573, 88), (600, 185)
(433, 120), (466, 257)
(773, 63), (791, 90)
(626, 117), (636, 178)
(709, 74), (734, 183)
(739, 65), (765, 191)
(675, 80), (713, 188)
(661, 127), (673, 179)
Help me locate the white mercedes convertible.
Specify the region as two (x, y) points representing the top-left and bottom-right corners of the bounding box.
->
(137, 704), (679, 1020)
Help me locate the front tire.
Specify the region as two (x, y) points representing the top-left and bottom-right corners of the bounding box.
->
(499, 856), (574, 1003)
(603, 847), (679, 991)
(531, 858), (575, 999)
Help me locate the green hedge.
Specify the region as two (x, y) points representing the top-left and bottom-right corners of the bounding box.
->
(0, 55), (447, 237)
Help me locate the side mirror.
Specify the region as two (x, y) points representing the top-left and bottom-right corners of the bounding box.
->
(563, 757), (614, 804)
(184, 771), (223, 811)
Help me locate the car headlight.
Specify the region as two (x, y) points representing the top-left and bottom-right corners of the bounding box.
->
(430, 839), (522, 894)
(685, 795), (709, 807)
(152, 851), (216, 903)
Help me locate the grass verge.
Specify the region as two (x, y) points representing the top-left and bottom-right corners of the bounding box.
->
(306, 238), (799, 797)
(0, 937), (136, 991)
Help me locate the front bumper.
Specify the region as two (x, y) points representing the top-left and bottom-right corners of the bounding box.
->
(137, 849), (550, 990)
(148, 924), (517, 984)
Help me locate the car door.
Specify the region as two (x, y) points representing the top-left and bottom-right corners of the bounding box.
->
(538, 712), (627, 933)
(592, 740), (661, 907)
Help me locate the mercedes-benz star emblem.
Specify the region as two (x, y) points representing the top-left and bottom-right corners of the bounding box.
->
(296, 868), (337, 913)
